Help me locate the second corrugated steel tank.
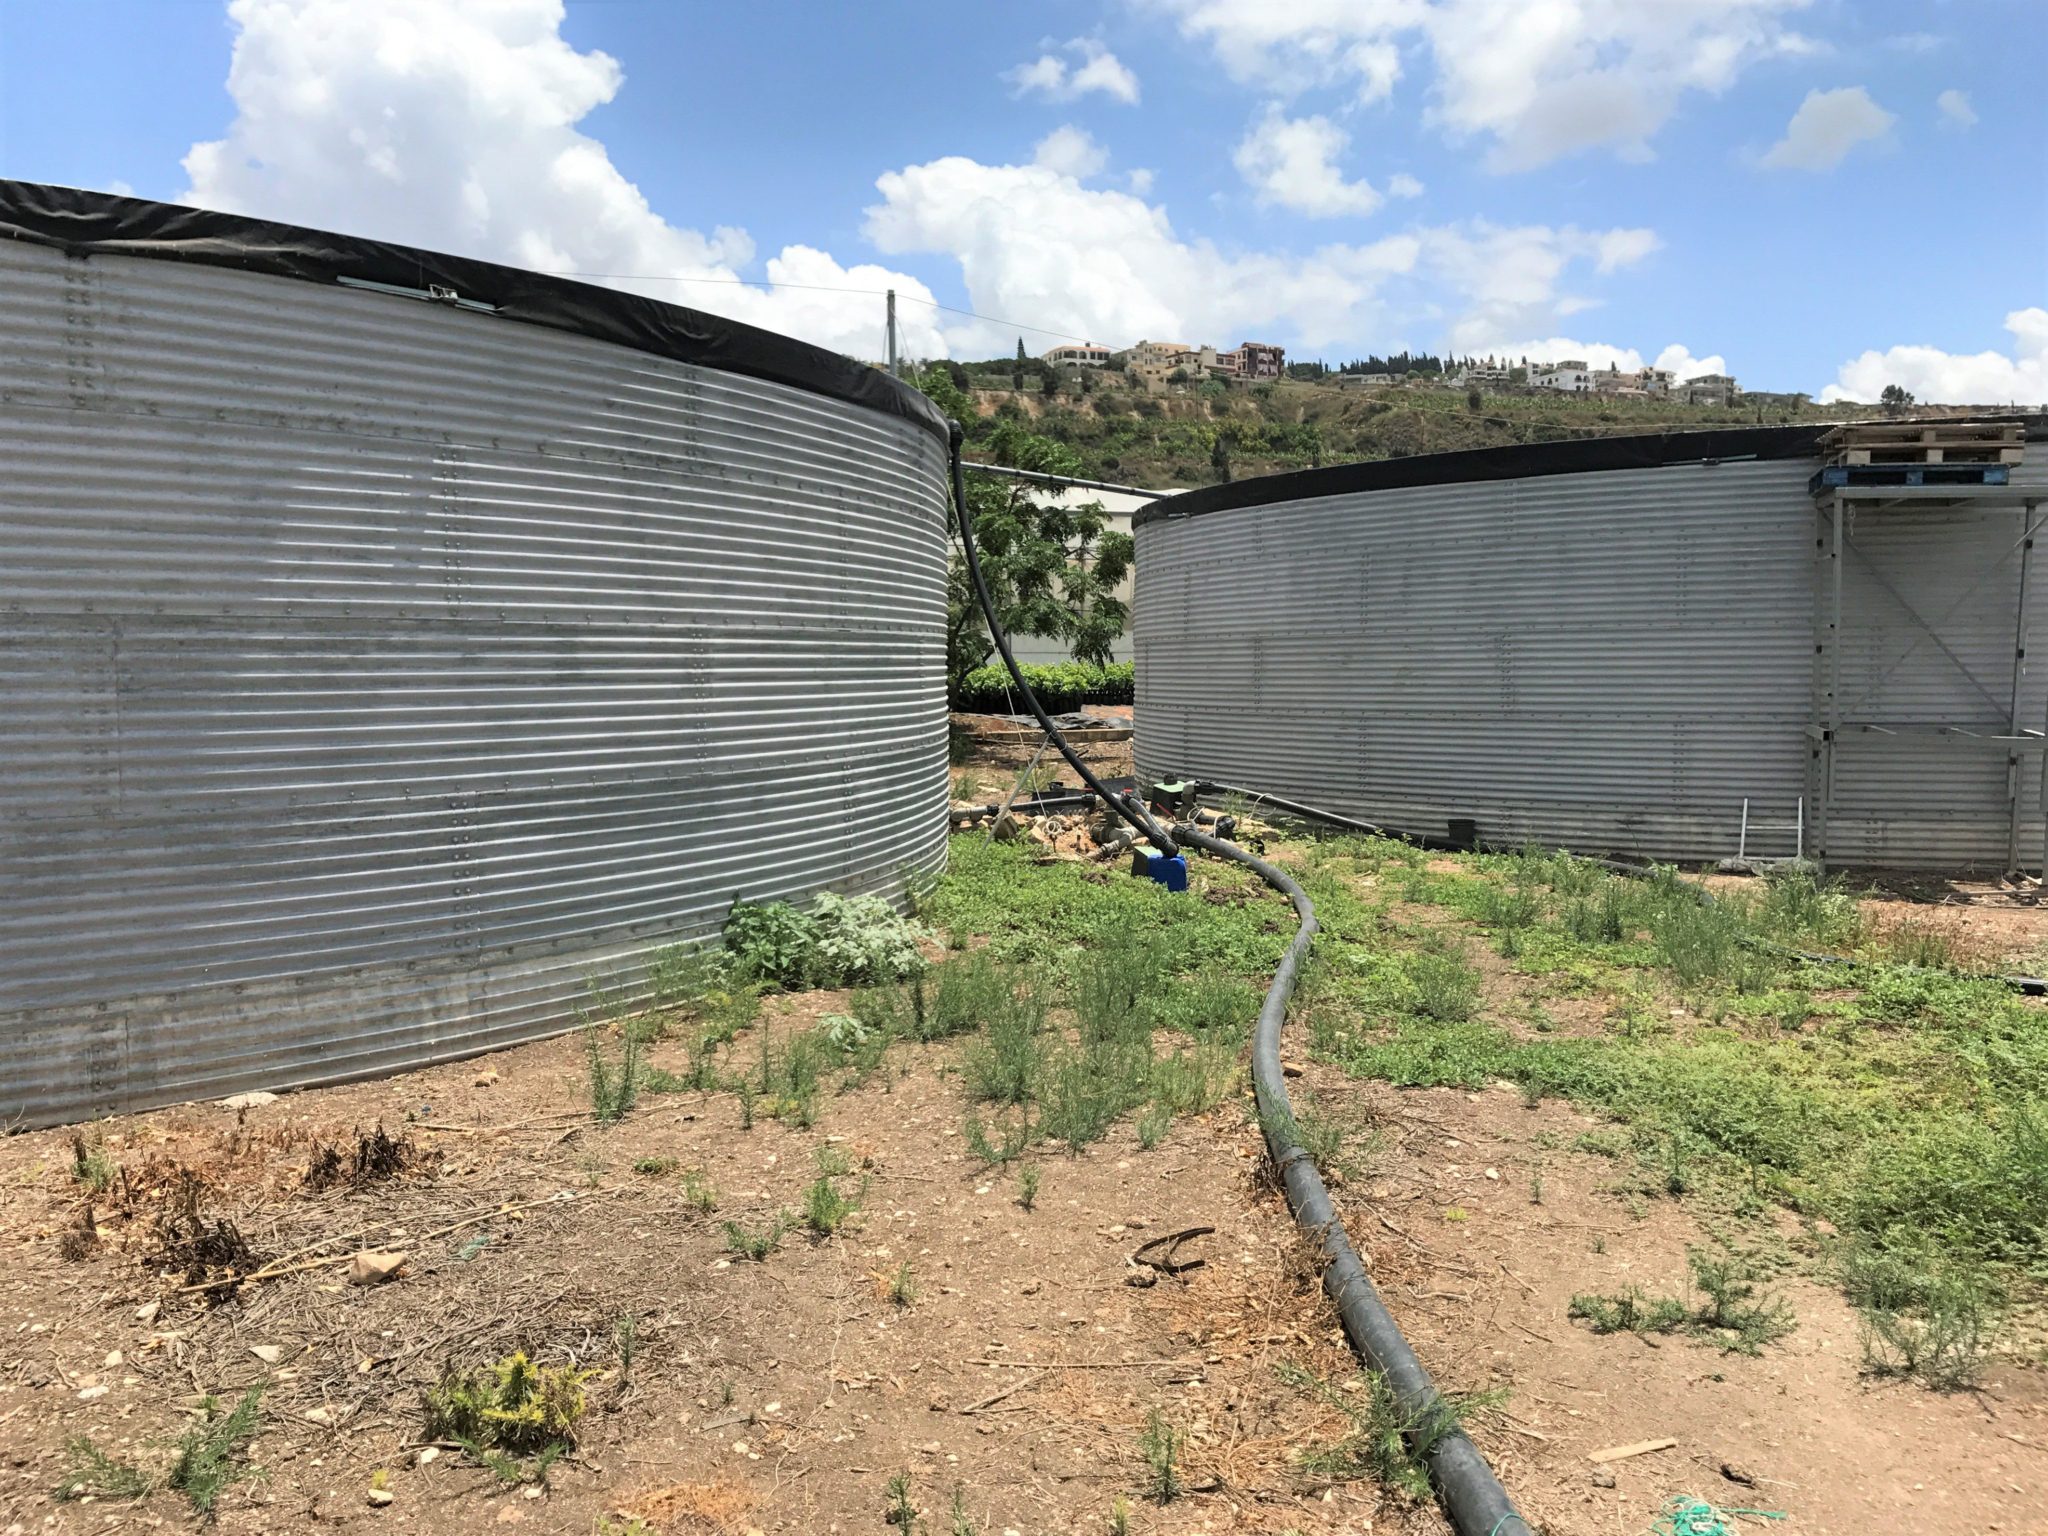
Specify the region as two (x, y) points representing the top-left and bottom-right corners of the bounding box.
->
(1134, 434), (2048, 867)
(1, 191), (950, 1128)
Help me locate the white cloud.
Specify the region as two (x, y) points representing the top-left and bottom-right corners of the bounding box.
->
(172, 0), (1676, 370)
(1149, 0), (1816, 170)
(1423, 221), (1659, 352)
(179, 0), (950, 359)
(1232, 106), (1386, 217)
(1822, 310), (2048, 405)
(1760, 86), (1895, 170)
(1387, 172), (1425, 199)
(1127, 167), (1157, 194)
(866, 147), (1425, 354)
(1593, 227), (1660, 273)
(1032, 126), (1108, 179)
(1936, 89), (1977, 128)
(1003, 38), (1141, 104)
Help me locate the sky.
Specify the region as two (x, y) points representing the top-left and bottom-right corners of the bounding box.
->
(0, 0), (2042, 402)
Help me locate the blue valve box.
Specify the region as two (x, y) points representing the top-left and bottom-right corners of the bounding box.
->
(1135, 850), (1189, 893)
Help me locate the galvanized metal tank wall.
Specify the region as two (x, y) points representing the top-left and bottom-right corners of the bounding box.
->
(1135, 459), (1821, 862)
(1825, 459), (2048, 867)
(1, 238), (949, 1128)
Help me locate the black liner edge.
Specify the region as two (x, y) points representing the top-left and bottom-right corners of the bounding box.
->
(0, 180), (948, 446)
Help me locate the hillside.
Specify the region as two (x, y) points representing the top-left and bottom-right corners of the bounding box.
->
(957, 374), (1875, 490)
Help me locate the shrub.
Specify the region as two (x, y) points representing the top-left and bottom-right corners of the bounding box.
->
(424, 1353), (591, 1485)
(953, 660), (1134, 714)
(724, 893), (926, 990)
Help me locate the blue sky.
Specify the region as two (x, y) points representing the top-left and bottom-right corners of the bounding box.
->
(1, 0), (2042, 400)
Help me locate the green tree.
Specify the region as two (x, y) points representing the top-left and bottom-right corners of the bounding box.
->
(915, 367), (1132, 686)
(1041, 367), (1060, 398)
(1210, 428), (1234, 484)
(1880, 383), (1915, 411)
(1013, 337), (1026, 392)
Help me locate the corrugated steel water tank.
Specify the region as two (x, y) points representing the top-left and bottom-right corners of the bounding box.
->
(1133, 425), (2048, 868)
(0, 183), (951, 1128)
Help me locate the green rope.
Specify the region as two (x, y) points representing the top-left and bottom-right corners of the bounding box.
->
(1651, 1495), (1788, 1535)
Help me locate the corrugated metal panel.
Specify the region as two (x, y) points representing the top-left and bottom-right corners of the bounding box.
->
(1136, 460), (1817, 862)
(1827, 459), (2048, 867)
(0, 240), (949, 1128)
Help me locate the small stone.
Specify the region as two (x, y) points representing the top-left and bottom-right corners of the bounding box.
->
(250, 1345), (284, 1364)
(367, 1488), (394, 1508)
(1591, 1467), (1616, 1489)
(134, 1301), (160, 1323)
(103, 1351), (123, 1368)
(475, 1069), (499, 1087)
(522, 1486), (542, 1500)
(1484, 1168), (1500, 1181)
(1281, 1061), (1305, 1078)
(76, 1385), (109, 1401)
(347, 1249), (407, 1286)
(302, 1407), (335, 1426)
(415, 1447), (440, 1466)
(220, 1091), (279, 1110)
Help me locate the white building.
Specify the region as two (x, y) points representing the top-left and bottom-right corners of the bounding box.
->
(1531, 360), (1593, 392)
(1044, 343), (1111, 367)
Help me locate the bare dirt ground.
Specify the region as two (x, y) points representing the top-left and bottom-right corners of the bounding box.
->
(0, 960), (1440, 1535)
(1294, 1065), (2048, 1536)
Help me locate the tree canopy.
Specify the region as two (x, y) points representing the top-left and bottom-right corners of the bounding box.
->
(916, 365), (1134, 688)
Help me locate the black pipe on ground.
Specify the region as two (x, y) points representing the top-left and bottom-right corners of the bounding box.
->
(1173, 824), (1534, 1536)
(946, 432), (1530, 1532)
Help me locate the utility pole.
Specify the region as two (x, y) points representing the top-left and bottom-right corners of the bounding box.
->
(885, 288), (899, 379)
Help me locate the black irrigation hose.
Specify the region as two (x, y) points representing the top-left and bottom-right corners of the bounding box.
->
(947, 422), (1178, 858)
(945, 440), (1527, 1531)
(1198, 778), (2048, 995)
(1173, 824), (1533, 1536)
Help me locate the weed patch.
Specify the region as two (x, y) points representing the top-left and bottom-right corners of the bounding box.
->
(425, 1352), (590, 1484)
(722, 1211), (794, 1261)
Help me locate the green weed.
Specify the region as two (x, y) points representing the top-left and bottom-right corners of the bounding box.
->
(722, 1211), (793, 1261)
(424, 1353), (590, 1470)
(1150, 1044), (1237, 1116)
(585, 1026), (641, 1123)
(1569, 1249), (1793, 1355)
(961, 973), (1048, 1105)
(1138, 1407), (1183, 1502)
(632, 1156), (677, 1176)
(803, 1174), (863, 1236)
(1274, 1362), (1478, 1502)
(1016, 1162), (1042, 1211)
(69, 1131), (116, 1194)
(963, 1110), (1032, 1168)
(56, 1438), (157, 1504)
(1136, 1105), (1171, 1149)
(885, 1470), (917, 1530)
(887, 1261), (917, 1308)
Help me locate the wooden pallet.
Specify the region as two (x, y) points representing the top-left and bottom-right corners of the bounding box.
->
(1821, 420), (2024, 467)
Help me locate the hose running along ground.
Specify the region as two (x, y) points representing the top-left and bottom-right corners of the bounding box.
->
(944, 434), (1530, 1532)
(947, 422), (1178, 858)
(1174, 824), (1533, 1536)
